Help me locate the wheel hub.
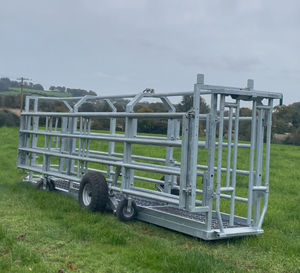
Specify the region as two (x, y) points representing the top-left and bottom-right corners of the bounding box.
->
(82, 183), (92, 206)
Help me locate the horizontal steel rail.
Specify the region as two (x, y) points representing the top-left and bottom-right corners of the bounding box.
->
(18, 165), (81, 182)
(19, 147), (181, 175)
(196, 84), (282, 99)
(110, 186), (208, 209)
(79, 149), (250, 176)
(21, 111), (186, 118)
(30, 91), (200, 101)
(29, 84), (283, 102)
(20, 130), (183, 147)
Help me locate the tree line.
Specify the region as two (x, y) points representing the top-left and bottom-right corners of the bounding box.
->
(0, 77), (44, 91)
(0, 77), (97, 97)
(0, 90), (299, 145)
(273, 102), (300, 145)
(49, 86), (97, 96)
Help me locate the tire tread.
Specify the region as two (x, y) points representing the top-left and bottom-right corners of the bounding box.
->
(79, 172), (108, 212)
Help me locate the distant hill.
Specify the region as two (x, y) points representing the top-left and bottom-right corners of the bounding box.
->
(0, 77), (97, 98)
(0, 88), (71, 98)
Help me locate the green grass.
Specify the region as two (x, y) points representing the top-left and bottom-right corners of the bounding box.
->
(0, 88), (71, 97)
(0, 127), (299, 272)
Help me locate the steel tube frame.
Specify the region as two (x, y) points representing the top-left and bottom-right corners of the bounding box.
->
(17, 74), (282, 240)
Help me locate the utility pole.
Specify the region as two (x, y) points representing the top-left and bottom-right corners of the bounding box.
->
(17, 77), (30, 111)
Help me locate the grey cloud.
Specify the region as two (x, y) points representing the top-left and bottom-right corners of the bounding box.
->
(0, 0), (299, 103)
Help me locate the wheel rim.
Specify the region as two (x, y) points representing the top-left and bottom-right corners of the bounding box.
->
(122, 205), (134, 218)
(82, 183), (92, 206)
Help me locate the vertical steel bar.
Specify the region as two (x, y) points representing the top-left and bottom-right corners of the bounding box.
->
(43, 116), (49, 171)
(24, 96), (30, 112)
(247, 100), (257, 225)
(77, 116), (83, 176)
(104, 99), (117, 180)
(205, 115), (210, 149)
(161, 96), (177, 194)
(82, 118), (87, 157)
(164, 117), (175, 193)
(29, 98), (39, 181)
(254, 107), (264, 227)
(46, 117), (53, 171)
(122, 116), (135, 189)
(216, 95), (225, 232)
(206, 93), (218, 230)
(71, 115), (77, 173)
(86, 118), (91, 171)
(179, 115), (189, 209)
(55, 117), (59, 149)
(186, 87), (200, 211)
(47, 117), (53, 151)
(66, 117), (73, 175)
(229, 99), (240, 226)
(44, 116), (48, 148)
(226, 107), (233, 187)
(87, 118), (92, 157)
(23, 96), (31, 156)
(121, 92), (145, 190)
(82, 118), (87, 173)
(59, 117), (67, 172)
(258, 99), (273, 228)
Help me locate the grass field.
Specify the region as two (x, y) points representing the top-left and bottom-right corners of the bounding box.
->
(0, 88), (71, 97)
(0, 127), (299, 273)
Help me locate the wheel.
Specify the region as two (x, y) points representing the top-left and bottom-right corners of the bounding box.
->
(36, 179), (55, 191)
(157, 176), (180, 195)
(116, 199), (137, 222)
(79, 172), (108, 212)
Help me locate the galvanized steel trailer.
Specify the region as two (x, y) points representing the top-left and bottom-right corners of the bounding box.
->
(17, 74), (283, 240)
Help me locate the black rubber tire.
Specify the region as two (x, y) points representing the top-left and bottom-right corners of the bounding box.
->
(116, 199), (137, 222)
(157, 176), (180, 196)
(79, 172), (108, 212)
(36, 179), (55, 191)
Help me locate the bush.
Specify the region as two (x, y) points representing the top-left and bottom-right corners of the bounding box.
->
(284, 128), (300, 146)
(0, 110), (20, 127)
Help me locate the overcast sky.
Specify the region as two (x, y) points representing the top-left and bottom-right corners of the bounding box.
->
(0, 0), (299, 105)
